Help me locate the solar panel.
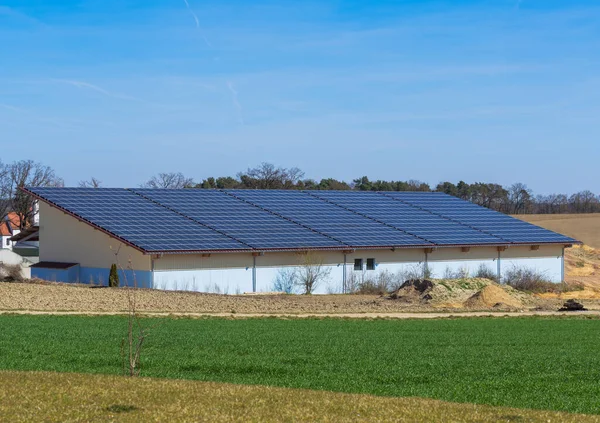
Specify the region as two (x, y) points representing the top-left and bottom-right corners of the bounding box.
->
(28, 188), (249, 252)
(225, 190), (432, 248)
(382, 192), (577, 244)
(28, 187), (576, 253)
(308, 191), (508, 246)
(131, 189), (343, 250)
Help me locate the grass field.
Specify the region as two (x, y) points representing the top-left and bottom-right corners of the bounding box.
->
(2, 371), (599, 423)
(514, 213), (600, 249)
(2, 315), (600, 415)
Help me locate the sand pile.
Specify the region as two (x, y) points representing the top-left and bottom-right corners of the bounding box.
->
(463, 285), (523, 309)
(389, 278), (533, 310)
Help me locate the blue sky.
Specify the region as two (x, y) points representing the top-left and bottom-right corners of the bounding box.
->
(1, 0), (598, 193)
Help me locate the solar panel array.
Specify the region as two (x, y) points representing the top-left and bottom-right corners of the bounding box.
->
(27, 187), (577, 253)
(132, 189), (343, 250)
(28, 188), (249, 252)
(382, 192), (576, 244)
(227, 190), (431, 248)
(309, 191), (506, 246)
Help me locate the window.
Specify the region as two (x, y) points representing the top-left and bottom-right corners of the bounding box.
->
(366, 258), (376, 270)
(5, 238), (9, 246)
(353, 258), (363, 271)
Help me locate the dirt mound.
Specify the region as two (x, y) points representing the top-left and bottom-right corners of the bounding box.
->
(389, 278), (534, 310)
(464, 285), (523, 309)
(389, 280), (434, 302)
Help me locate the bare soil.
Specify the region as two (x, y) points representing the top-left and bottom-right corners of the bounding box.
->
(1, 276), (597, 316)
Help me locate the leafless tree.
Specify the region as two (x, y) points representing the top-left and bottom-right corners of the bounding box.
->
(272, 267), (297, 294)
(238, 162), (305, 189)
(569, 190), (599, 213)
(141, 172), (195, 189)
(295, 252), (331, 294)
(507, 183), (533, 214)
(1, 160), (63, 229)
(112, 247), (147, 377)
(78, 177), (102, 188)
(0, 160), (11, 224)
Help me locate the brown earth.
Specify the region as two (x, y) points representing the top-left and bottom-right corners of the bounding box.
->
(464, 285), (524, 309)
(1, 276), (593, 316)
(513, 213), (600, 249)
(512, 213), (600, 299)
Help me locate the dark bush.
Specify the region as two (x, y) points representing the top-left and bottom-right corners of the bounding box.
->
(109, 264), (120, 288)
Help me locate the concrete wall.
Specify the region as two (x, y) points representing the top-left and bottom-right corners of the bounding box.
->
(151, 245), (565, 293)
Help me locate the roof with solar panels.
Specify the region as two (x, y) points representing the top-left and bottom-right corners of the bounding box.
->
(24, 187), (579, 254)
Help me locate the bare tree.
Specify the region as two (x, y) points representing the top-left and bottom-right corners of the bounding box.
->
(295, 252), (332, 294)
(272, 268), (297, 294)
(238, 163), (305, 189)
(141, 172), (195, 189)
(0, 160), (11, 224)
(2, 160), (63, 229)
(508, 183), (533, 214)
(78, 177), (102, 188)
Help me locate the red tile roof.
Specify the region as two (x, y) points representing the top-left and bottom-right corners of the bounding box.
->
(1, 213), (21, 236)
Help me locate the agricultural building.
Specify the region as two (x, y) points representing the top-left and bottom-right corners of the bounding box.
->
(25, 188), (578, 293)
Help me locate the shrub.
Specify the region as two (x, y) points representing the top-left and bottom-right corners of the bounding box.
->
(109, 264), (120, 288)
(442, 266), (471, 280)
(503, 266), (559, 293)
(273, 268), (296, 294)
(474, 264), (498, 282)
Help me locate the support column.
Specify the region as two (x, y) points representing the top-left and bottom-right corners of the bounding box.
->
(423, 248), (434, 278)
(343, 253), (347, 294)
(496, 247), (506, 282)
(561, 247), (565, 283)
(497, 251), (501, 281)
(252, 255), (257, 293)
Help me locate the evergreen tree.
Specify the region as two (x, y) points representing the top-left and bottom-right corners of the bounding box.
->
(109, 264), (120, 288)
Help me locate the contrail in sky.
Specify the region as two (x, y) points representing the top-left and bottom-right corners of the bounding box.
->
(52, 79), (139, 101)
(182, 0), (212, 48)
(227, 81), (244, 125)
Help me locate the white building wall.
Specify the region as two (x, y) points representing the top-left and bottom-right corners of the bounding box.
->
(501, 245), (563, 282)
(151, 245), (566, 294)
(39, 202), (150, 271)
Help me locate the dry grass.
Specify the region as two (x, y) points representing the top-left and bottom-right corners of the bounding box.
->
(514, 213), (600, 249)
(1, 371), (598, 423)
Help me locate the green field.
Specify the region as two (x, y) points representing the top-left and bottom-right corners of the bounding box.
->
(1, 315), (600, 415)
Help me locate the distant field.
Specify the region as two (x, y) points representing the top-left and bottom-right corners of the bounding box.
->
(1, 371), (597, 423)
(2, 315), (600, 414)
(514, 214), (600, 248)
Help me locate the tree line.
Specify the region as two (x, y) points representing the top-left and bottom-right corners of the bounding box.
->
(1, 160), (599, 229)
(138, 163), (600, 214)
